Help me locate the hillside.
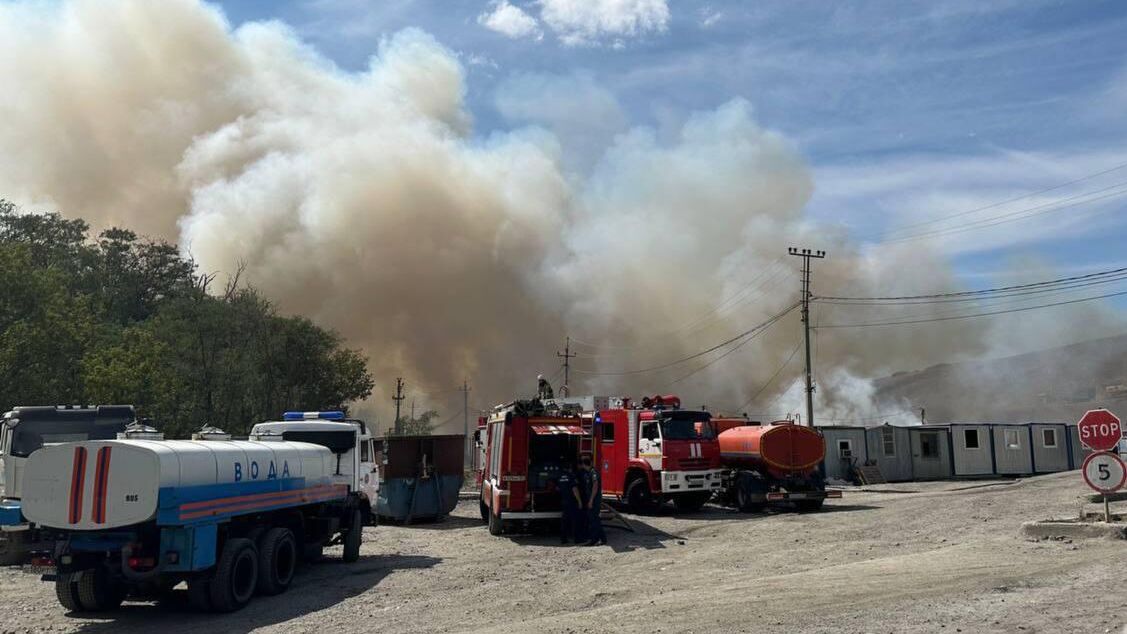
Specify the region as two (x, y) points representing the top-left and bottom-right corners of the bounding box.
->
(875, 333), (1127, 423)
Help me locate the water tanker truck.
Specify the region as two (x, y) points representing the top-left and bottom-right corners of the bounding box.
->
(712, 418), (841, 512)
(15, 411), (378, 613)
(0, 406), (135, 565)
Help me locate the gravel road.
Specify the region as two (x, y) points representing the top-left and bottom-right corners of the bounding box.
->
(1, 471), (1123, 633)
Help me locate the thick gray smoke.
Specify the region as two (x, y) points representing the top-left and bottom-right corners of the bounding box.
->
(1, 0), (1120, 429)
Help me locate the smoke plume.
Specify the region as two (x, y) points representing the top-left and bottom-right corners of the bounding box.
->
(1, 0), (1121, 429)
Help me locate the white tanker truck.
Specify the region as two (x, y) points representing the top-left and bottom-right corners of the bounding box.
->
(15, 411), (379, 613)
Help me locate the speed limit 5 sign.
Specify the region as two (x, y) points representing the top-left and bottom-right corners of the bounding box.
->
(1082, 451), (1126, 494)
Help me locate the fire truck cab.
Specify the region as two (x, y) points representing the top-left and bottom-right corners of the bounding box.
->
(586, 395), (723, 513)
(478, 400), (588, 536)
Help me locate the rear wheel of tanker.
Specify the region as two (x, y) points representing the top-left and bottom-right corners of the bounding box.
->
(673, 492), (712, 513)
(209, 538), (258, 613)
(624, 477), (655, 514)
(76, 566), (127, 612)
(487, 507), (504, 536)
(55, 572), (84, 612)
(257, 527), (297, 595)
(735, 474), (767, 513)
(342, 510), (363, 563)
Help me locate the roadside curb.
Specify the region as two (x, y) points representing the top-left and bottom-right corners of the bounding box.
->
(1021, 519), (1127, 540)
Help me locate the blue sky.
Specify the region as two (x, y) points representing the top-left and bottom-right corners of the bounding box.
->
(215, 0), (1127, 298)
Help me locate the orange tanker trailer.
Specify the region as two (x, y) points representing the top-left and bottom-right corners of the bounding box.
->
(713, 419), (841, 512)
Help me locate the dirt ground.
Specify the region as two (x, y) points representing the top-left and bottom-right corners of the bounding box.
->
(1, 471), (1124, 634)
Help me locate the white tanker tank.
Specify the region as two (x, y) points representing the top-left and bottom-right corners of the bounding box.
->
(22, 438), (338, 531)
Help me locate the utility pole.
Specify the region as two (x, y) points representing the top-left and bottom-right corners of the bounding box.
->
(392, 377), (405, 435)
(556, 336), (576, 397)
(788, 247), (826, 428)
(459, 380), (472, 469)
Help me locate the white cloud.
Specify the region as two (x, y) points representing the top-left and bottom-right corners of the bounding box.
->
(477, 1), (542, 40)
(699, 6), (723, 29)
(539, 0), (669, 45)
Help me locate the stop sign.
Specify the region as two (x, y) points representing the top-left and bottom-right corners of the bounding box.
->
(1077, 409), (1122, 452)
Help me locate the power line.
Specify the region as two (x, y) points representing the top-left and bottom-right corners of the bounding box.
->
(816, 265), (1127, 302)
(666, 307), (795, 385)
(882, 159), (1127, 235)
(732, 336), (803, 414)
(571, 300), (800, 376)
(567, 258), (790, 352)
(881, 183), (1127, 244)
(816, 289), (1127, 329)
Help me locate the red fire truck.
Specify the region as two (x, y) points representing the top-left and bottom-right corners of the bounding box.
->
(582, 394), (723, 513)
(477, 400), (589, 536)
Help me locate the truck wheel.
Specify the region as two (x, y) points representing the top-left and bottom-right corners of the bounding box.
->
(673, 492), (712, 513)
(479, 497), (489, 524)
(736, 474), (767, 513)
(209, 538), (258, 613)
(76, 566), (127, 612)
(257, 527), (297, 595)
(487, 506), (504, 536)
(342, 510), (362, 563)
(624, 477), (655, 514)
(55, 572), (83, 612)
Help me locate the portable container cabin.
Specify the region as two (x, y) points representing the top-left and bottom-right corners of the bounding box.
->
(1029, 423), (1071, 473)
(908, 426), (953, 480)
(864, 424), (914, 482)
(816, 426), (868, 481)
(946, 423), (993, 477)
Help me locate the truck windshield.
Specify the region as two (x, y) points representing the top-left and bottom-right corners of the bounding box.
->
(280, 430), (355, 454)
(660, 419), (715, 440)
(9, 420), (123, 457)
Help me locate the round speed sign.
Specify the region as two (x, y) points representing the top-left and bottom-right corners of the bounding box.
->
(1082, 451), (1127, 494)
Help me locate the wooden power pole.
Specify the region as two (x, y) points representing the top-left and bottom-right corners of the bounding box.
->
(392, 377), (405, 434)
(788, 247), (826, 428)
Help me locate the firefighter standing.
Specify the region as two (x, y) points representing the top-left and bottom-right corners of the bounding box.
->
(537, 374), (555, 400)
(557, 464), (584, 544)
(579, 455), (607, 546)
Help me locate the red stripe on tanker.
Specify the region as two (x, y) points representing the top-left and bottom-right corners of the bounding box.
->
(67, 446), (87, 525)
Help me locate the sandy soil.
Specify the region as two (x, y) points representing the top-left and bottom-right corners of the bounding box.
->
(0, 471), (1124, 634)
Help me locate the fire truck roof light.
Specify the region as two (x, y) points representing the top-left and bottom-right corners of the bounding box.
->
(283, 411), (345, 421)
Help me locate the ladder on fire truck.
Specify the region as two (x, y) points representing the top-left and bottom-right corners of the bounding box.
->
(580, 414), (633, 532)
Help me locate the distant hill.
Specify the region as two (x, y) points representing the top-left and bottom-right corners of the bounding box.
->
(874, 333), (1127, 424)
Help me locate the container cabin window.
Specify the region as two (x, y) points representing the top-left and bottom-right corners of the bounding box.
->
(963, 429), (980, 449)
(1004, 429), (1021, 449)
(1041, 428), (1057, 448)
(881, 427), (895, 456)
(838, 439), (852, 458)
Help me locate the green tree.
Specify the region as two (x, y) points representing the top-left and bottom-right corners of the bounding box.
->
(390, 410), (439, 436)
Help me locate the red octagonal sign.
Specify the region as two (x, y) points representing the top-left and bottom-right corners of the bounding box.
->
(1077, 409), (1122, 452)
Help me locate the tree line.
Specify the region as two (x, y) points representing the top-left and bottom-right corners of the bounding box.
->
(0, 200), (374, 438)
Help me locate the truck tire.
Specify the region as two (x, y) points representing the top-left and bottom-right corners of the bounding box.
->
(624, 476), (655, 514)
(735, 473), (767, 513)
(479, 497), (489, 524)
(55, 572), (83, 612)
(673, 491), (712, 513)
(187, 576), (213, 612)
(76, 566), (126, 612)
(487, 506), (504, 536)
(342, 510), (362, 563)
(257, 527), (297, 595)
(209, 538), (258, 613)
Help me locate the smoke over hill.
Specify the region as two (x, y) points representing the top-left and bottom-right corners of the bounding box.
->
(1, 0), (1121, 428)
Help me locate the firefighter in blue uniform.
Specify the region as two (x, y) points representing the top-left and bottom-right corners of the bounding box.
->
(557, 463), (584, 544)
(579, 454), (607, 546)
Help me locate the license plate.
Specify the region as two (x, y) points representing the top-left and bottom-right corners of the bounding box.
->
(22, 564), (55, 576)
